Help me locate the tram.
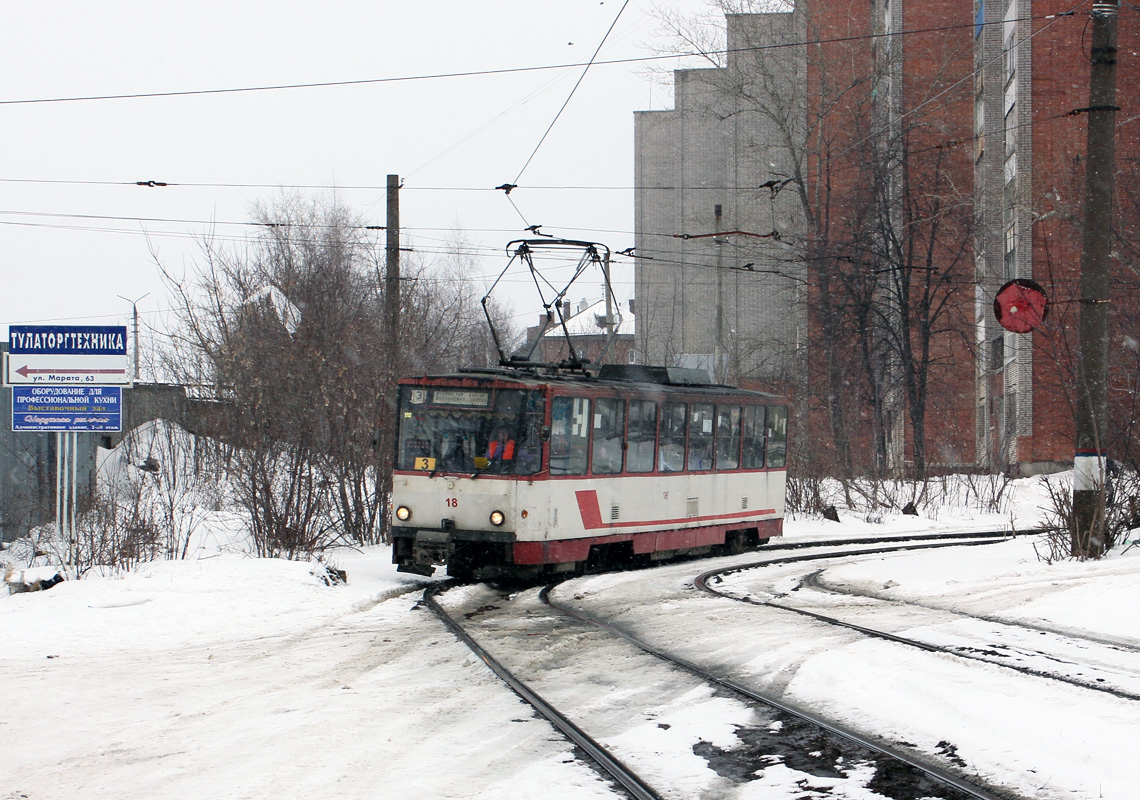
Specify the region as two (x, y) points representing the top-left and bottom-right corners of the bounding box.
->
(390, 364), (788, 580)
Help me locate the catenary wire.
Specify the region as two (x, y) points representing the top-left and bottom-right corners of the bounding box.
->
(0, 12), (1082, 108)
(512, 0), (631, 185)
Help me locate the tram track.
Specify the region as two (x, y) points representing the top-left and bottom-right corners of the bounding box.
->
(804, 567), (1140, 653)
(424, 536), (1023, 800)
(696, 538), (1140, 702)
(539, 584), (1008, 800)
(424, 582), (661, 800)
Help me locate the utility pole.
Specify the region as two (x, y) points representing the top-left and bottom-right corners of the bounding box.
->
(378, 174), (401, 542)
(117, 293), (149, 382)
(601, 249), (616, 346)
(714, 204), (725, 384)
(1073, 1), (1120, 558)
(385, 174), (401, 385)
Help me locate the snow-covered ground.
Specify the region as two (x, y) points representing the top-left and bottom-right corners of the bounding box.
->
(2, 474), (1138, 799)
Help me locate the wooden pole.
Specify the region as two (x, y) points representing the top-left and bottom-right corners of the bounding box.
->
(378, 175), (401, 542)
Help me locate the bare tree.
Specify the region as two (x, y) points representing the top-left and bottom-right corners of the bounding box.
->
(158, 196), (388, 554)
(158, 197), (512, 553)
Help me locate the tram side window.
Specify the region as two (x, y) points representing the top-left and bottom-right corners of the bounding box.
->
(659, 402), (687, 471)
(767, 405), (788, 469)
(741, 405), (767, 469)
(627, 400), (657, 473)
(716, 405), (742, 470)
(550, 396), (590, 475)
(688, 403), (715, 471)
(513, 391), (545, 476)
(592, 399), (625, 475)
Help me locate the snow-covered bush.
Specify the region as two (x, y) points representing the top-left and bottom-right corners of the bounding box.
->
(228, 442), (344, 560)
(98, 420), (226, 562)
(787, 472), (1015, 520)
(1036, 468), (1140, 561)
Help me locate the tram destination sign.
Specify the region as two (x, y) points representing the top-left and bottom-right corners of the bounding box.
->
(12, 385), (122, 432)
(5, 325), (131, 385)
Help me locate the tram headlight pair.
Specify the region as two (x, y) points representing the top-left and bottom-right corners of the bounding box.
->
(396, 504), (502, 526)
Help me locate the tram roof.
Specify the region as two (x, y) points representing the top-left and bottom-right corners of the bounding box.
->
(400, 364), (786, 401)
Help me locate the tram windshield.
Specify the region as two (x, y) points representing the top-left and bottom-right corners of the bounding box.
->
(396, 386), (544, 475)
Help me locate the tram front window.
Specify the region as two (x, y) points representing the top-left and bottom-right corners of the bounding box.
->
(397, 387), (543, 476)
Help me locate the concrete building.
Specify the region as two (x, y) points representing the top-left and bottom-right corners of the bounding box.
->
(634, 12), (808, 388)
(634, 3), (978, 473)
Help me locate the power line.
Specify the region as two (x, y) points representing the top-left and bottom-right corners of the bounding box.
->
(0, 13), (1077, 108)
(0, 177), (637, 190)
(512, 0), (631, 185)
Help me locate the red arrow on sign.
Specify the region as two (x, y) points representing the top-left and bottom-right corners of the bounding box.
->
(15, 365), (127, 378)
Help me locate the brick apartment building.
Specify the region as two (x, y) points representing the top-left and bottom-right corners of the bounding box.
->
(635, 0), (1138, 476)
(976, 0), (1140, 472)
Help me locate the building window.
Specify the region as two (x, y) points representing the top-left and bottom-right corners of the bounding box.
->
(1004, 224), (1017, 279)
(1003, 42), (1017, 86)
(991, 335), (1004, 373)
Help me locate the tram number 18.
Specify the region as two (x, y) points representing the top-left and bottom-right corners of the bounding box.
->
(445, 497), (458, 508)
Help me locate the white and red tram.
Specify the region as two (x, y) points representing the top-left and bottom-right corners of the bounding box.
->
(391, 364), (788, 580)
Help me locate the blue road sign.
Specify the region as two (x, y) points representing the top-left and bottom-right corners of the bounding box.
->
(8, 325), (128, 355)
(12, 386), (122, 432)
(6, 325), (131, 385)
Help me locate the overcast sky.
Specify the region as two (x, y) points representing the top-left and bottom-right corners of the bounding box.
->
(1, 1), (717, 343)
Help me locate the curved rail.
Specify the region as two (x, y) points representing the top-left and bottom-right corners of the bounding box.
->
(541, 591), (1008, 800)
(804, 567), (1140, 652)
(422, 583), (663, 800)
(697, 540), (1140, 702)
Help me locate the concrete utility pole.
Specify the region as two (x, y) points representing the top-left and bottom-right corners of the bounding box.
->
(385, 175), (401, 379)
(714, 204), (725, 384)
(117, 293), (149, 382)
(378, 174), (401, 542)
(1073, 0), (1120, 558)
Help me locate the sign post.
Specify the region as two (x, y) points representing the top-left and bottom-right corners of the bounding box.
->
(6, 324), (131, 568)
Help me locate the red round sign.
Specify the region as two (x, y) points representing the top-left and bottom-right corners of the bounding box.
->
(994, 278), (1049, 333)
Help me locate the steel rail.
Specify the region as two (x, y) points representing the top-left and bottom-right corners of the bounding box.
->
(798, 568), (1140, 701)
(422, 583), (663, 800)
(542, 538), (1015, 800)
(751, 529), (1014, 552)
(803, 566), (1140, 652)
(699, 539), (1140, 701)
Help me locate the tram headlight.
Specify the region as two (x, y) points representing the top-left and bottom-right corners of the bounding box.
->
(395, 505), (412, 522)
(489, 510), (505, 527)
